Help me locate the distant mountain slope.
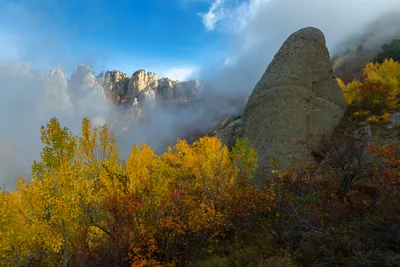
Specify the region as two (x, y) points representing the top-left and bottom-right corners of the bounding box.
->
(332, 12), (400, 82)
(40, 64), (204, 126)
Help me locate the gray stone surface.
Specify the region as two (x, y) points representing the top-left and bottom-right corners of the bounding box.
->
(218, 118), (244, 148)
(243, 27), (347, 177)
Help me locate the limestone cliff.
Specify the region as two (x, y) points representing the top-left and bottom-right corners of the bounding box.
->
(43, 65), (203, 127)
(98, 70), (131, 105)
(95, 69), (202, 111)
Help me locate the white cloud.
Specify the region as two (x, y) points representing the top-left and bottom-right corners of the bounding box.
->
(198, 0), (225, 31)
(197, 0), (261, 32)
(200, 0), (400, 96)
(199, 0), (400, 48)
(162, 67), (198, 81)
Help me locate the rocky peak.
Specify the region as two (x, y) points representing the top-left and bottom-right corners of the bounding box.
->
(253, 27), (346, 110)
(156, 78), (176, 101)
(44, 65), (72, 110)
(158, 77), (176, 89)
(46, 65), (69, 99)
(97, 70), (130, 105)
(69, 65), (104, 98)
(48, 65), (68, 87)
(219, 27), (347, 179)
(98, 70), (129, 90)
(36, 63), (204, 123)
(129, 69), (159, 96)
(174, 80), (202, 97)
(98, 70), (128, 84)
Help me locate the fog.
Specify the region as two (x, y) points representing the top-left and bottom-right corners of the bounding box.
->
(1, 0), (400, 189)
(203, 0), (400, 96)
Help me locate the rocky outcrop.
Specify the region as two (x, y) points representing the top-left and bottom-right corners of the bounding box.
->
(98, 70), (131, 106)
(242, 27), (347, 176)
(96, 69), (201, 111)
(40, 65), (203, 124)
(129, 70), (160, 97)
(45, 65), (73, 110)
(218, 118), (244, 148)
(70, 65), (105, 97)
(138, 89), (157, 111)
(171, 80), (202, 99)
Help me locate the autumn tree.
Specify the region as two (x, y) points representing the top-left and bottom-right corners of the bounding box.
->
(341, 59), (400, 122)
(0, 118), (275, 267)
(1, 118), (80, 266)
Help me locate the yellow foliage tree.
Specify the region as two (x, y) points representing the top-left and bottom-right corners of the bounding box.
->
(0, 118), (275, 266)
(336, 77), (345, 90)
(341, 59), (400, 121)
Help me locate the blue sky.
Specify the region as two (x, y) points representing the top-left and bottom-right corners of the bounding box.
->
(1, 0), (399, 80)
(0, 0), (239, 79)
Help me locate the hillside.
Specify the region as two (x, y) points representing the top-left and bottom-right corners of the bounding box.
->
(332, 12), (400, 83)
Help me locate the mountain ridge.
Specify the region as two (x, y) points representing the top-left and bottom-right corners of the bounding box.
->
(35, 63), (205, 126)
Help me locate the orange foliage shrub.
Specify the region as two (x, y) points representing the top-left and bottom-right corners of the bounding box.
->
(267, 132), (400, 266)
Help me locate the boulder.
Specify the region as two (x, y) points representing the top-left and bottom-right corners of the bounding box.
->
(243, 27), (347, 177)
(218, 118), (244, 148)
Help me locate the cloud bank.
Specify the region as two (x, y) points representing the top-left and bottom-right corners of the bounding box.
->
(200, 0), (400, 96)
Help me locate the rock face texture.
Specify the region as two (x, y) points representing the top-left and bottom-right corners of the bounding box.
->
(98, 70), (131, 105)
(96, 69), (202, 111)
(218, 118), (244, 148)
(243, 27), (347, 176)
(70, 65), (105, 98)
(129, 70), (160, 96)
(38, 65), (204, 125)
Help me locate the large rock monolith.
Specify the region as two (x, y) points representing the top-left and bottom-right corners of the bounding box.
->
(243, 27), (347, 177)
